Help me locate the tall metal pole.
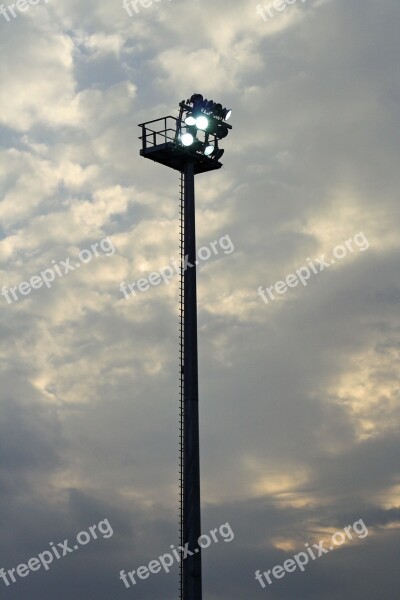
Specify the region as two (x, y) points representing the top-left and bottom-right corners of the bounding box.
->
(181, 161), (202, 600)
(139, 101), (231, 600)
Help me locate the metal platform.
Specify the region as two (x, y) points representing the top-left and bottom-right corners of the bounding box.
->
(138, 116), (223, 175)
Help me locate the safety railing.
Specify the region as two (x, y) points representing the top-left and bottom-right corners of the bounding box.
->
(138, 116), (181, 151)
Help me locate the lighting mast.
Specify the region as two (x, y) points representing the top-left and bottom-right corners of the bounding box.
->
(139, 94), (232, 600)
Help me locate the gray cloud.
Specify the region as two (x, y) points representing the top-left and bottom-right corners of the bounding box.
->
(0, 0), (399, 598)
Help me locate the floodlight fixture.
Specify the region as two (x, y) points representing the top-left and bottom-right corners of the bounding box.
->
(190, 93), (203, 104)
(195, 115), (208, 130)
(212, 103), (223, 118)
(190, 93), (204, 112)
(175, 94), (233, 167)
(185, 115), (196, 126)
(216, 124), (229, 140)
(181, 132), (194, 146)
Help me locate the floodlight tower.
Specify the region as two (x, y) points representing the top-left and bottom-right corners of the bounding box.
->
(139, 94), (232, 600)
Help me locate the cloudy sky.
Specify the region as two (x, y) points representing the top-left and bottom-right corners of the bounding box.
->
(1, 0), (400, 598)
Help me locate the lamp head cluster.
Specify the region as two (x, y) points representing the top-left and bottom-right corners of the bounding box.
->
(187, 93), (232, 122)
(178, 93), (232, 162)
